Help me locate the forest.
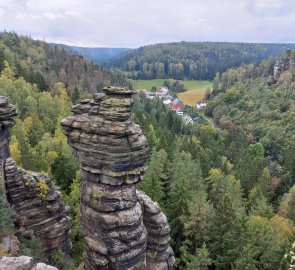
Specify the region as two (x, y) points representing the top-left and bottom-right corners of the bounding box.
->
(0, 32), (294, 270)
(0, 31), (128, 95)
(105, 41), (295, 80)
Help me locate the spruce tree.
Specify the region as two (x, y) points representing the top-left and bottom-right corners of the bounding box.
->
(138, 148), (167, 204)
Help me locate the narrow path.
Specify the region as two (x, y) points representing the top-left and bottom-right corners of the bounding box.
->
(202, 115), (216, 129)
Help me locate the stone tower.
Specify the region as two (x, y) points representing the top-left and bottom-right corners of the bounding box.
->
(0, 96), (17, 197)
(61, 87), (174, 270)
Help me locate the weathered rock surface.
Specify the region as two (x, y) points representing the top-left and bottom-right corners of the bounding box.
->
(61, 87), (174, 269)
(274, 50), (295, 78)
(0, 96), (17, 195)
(0, 256), (58, 270)
(4, 158), (72, 255)
(0, 256), (34, 270)
(137, 191), (175, 270)
(0, 96), (71, 258)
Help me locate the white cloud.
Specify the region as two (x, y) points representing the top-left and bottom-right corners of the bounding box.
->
(0, 0), (294, 47)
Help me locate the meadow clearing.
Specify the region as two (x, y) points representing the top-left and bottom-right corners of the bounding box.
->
(132, 79), (212, 106)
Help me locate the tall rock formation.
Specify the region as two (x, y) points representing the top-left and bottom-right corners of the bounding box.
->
(0, 96), (16, 195)
(4, 158), (72, 256)
(61, 87), (174, 270)
(137, 191), (175, 270)
(0, 96), (71, 258)
(274, 50), (295, 79)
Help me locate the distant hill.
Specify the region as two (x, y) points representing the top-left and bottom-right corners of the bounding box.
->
(0, 32), (128, 94)
(104, 42), (295, 80)
(55, 44), (130, 64)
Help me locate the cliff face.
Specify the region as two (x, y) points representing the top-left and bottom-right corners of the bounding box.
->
(4, 158), (72, 255)
(0, 96), (71, 258)
(137, 191), (175, 270)
(0, 96), (17, 195)
(61, 87), (174, 270)
(274, 50), (295, 78)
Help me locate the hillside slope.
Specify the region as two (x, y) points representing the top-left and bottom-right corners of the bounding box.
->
(0, 31), (128, 94)
(206, 50), (295, 180)
(105, 41), (295, 80)
(56, 44), (130, 64)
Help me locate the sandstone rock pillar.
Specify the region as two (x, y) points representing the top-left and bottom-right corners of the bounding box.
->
(61, 87), (150, 269)
(0, 96), (17, 198)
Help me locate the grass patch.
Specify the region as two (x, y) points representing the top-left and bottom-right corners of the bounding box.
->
(132, 79), (212, 106)
(132, 79), (168, 90)
(177, 90), (207, 106)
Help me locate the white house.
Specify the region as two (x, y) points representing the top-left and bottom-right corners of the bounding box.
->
(146, 91), (156, 99)
(156, 87), (169, 98)
(183, 114), (193, 125)
(163, 99), (172, 105)
(196, 102), (207, 110)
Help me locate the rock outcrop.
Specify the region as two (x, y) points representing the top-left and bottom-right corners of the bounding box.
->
(0, 256), (58, 270)
(274, 50), (295, 79)
(137, 191), (175, 270)
(0, 96), (71, 258)
(0, 96), (17, 196)
(4, 158), (72, 255)
(61, 87), (174, 269)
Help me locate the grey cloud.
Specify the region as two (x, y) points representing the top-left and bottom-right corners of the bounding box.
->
(0, 0), (294, 47)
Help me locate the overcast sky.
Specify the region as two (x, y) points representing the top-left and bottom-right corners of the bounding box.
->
(0, 0), (294, 48)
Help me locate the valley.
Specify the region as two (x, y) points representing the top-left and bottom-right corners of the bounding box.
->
(0, 31), (295, 270)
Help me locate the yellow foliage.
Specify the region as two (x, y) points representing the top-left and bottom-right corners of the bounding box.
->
(23, 116), (33, 135)
(262, 167), (270, 178)
(37, 180), (49, 201)
(47, 151), (58, 163)
(191, 135), (201, 145)
(278, 185), (295, 218)
(271, 215), (294, 243)
(0, 244), (10, 256)
(248, 187), (259, 206)
(10, 142), (21, 165)
(248, 215), (273, 236)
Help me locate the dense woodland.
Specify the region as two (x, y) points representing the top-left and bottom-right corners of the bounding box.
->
(105, 42), (295, 80)
(0, 31), (128, 95)
(0, 32), (295, 270)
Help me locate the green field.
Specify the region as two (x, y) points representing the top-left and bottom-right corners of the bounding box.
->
(132, 79), (212, 106)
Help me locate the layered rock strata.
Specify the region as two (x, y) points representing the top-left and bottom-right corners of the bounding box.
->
(4, 158), (72, 255)
(61, 87), (174, 269)
(137, 191), (175, 270)
(0, 96), (17, 196)
(0, 96), (71, 257)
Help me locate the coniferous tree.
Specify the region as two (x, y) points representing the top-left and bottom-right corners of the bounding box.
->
(138, 148), (167, 205)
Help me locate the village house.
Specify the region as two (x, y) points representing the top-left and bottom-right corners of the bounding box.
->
(176, 109), (184, 115)
(156, 86), (169, 98)
(163, 99), (172, 105)
(196, 102), (207, 110)
(183, 114), (193, 125)
(146, 91), (156, 99)
(171, 98), (184, 111)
